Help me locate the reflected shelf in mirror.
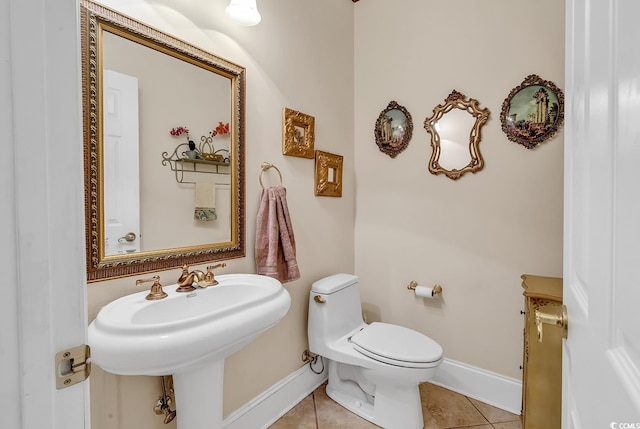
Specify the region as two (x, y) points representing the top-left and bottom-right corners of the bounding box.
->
(162, 143), (231, 184)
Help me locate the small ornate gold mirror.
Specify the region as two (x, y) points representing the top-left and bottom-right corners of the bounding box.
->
(423, 90), (490, 180)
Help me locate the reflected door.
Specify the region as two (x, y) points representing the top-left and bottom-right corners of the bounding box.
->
(103, 69), (141, 255)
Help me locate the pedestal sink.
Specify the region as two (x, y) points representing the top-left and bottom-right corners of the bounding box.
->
(88, 273), (291, 429)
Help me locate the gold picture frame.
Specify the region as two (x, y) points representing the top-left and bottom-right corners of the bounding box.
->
(500, 74), (564, 149)
(314, 150), (343, 197)
(374, 100), (413, 158)
(283, 107), (315, 158)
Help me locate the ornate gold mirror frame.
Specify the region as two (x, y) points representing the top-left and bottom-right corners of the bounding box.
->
(423, 90), (490, 180)
(81, 0), (246, 281)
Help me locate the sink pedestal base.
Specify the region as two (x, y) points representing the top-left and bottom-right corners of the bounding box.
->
(173, 360), (225, 429)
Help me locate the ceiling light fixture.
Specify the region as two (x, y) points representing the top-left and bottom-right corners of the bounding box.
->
(225, 0), (261, 26)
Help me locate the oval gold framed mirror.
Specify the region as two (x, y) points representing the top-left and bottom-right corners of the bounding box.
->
(423, 90), (490, 180)
(81, 0), (246, 281)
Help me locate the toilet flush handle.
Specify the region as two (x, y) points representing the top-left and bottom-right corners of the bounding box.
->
(534, 305), (568, 342)
(314, 295), (326, 304)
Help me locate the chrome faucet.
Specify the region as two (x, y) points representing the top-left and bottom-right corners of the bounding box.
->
(175, 263), (226, 293)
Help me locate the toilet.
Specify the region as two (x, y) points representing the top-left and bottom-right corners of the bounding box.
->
(308, 273), (443, 429)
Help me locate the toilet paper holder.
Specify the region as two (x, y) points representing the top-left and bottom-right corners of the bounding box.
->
(407, 281), (443, 295)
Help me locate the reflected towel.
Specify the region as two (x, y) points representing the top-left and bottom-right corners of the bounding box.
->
(255, 185), (300, 283)
(194, 182), (217, 221)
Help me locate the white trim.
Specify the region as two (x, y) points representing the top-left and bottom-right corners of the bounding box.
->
(430, 358), (522, 415)
(223, 361), (328, 429)
(222, 357), (521, 429)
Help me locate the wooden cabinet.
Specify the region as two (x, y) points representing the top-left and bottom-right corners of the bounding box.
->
(520, 274), (563, 429)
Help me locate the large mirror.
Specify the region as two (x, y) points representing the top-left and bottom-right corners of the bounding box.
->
(423, 90), (490, 180)
(81, 0), (246, 281)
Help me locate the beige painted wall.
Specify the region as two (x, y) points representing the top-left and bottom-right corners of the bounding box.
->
(87, 0), (354, 428)
(354, 0), (564, 379)
(87, 0), (564, 427)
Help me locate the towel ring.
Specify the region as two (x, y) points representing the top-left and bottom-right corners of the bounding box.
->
(259, 162), (283, 189)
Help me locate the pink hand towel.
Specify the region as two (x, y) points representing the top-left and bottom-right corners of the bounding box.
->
(255, 185), (300, 283)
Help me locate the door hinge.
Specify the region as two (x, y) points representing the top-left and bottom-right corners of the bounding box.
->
(55, 344), (91, 389)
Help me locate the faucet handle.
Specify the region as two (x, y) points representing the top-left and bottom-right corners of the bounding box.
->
(177, 264), (190, 283)
(136, 276), (168, 300)
(205, 263), (227, 285)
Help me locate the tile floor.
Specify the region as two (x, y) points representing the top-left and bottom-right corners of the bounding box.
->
(269, 382), (522, 429)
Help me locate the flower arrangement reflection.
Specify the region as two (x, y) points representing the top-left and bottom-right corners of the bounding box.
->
(170, 126), (199, 158)
(211, 122), (229, 137)
(167, 123), (230, 162)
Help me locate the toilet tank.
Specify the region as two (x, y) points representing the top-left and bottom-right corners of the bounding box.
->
(308, 274), (364, 353)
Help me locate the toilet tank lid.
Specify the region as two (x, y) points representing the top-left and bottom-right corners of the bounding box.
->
(311, 273), (358, 294)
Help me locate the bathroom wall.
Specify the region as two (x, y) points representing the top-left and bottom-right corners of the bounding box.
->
(87, 0), (355, 428)
(354, 0), (564, 379)
(87, 0), (564, 426)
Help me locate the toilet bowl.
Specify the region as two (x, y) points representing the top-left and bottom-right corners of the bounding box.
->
(308, 273), (443, 429)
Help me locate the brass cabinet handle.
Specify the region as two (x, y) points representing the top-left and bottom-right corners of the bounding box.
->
(534, 305), (568, 342)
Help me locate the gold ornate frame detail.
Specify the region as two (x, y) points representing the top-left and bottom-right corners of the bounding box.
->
(81, 0), (246, 281)
(314, 151), (343, 197)
(374, 100), (413, 158)
(423, 90), (490, 181)
(500, 74), (564, 149)
(282, 107), (315, 158)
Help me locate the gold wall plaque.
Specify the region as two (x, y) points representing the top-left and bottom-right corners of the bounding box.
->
(314, 150), (343, 197)
(283, 107), (315, 158)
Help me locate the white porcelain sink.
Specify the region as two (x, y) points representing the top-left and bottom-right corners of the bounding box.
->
(89, 273), (291, 429)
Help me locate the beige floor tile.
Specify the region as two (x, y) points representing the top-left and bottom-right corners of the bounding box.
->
(314, 383), (380, 429)
(420, 383), (489, 429)
(268, 380), (521, 429)
(493, 420), (523, 429)
(467, 397), (521, 424)
(449, 425), (494, 429)
(269, 394), (317, 429)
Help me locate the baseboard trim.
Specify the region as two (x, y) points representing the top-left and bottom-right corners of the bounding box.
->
(223, 357), (521, 428)
(223, 361), (328, 429)
(430, 358), (522, 415)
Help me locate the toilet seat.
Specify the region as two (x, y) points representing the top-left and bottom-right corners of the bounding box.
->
(349, 322), (443, 368)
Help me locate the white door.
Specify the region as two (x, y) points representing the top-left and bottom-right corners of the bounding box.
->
(564, 0), (640, 427)
(103, 70), (141, 255)
(4, 0), (89, 428)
